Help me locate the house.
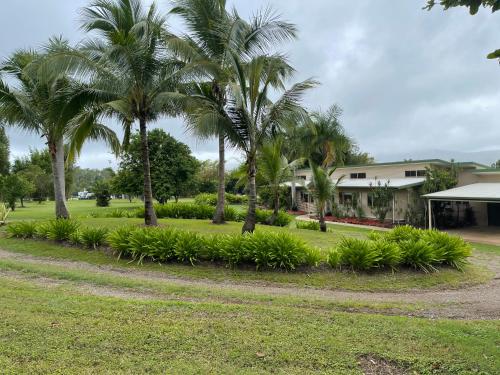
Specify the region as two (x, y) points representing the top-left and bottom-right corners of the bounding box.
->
(292, 159), (500, 227)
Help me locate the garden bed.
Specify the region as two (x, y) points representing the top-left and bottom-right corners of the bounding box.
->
(315, 215), (394, 228)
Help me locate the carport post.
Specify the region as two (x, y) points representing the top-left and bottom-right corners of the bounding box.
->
(428, 199), (432, 230)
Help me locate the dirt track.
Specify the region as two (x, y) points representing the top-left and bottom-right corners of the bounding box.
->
(1, 248), (499, 320)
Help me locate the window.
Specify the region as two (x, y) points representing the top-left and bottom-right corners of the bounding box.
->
(350, 172), (366, 179)
(297, 175), (307, 180)
(339, 192), (353, 205)
(405, 170), (426, 177)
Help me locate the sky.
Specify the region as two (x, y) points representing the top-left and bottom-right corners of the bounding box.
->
(1, 0), (499, 169)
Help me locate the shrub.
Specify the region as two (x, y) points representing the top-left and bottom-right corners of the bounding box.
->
(296, 221), (320, 231)
(367, 230), (385, 241)
(45, 220), (80, 242)
(218, 234), (251, 266)
(255, 209), (292, 227)
(0, 203), (11, 225)
(93, 180), (112, 207)
(421, 230), (472, 270)
(226, 193), (248, 205)
(174, 231), (204, 265)
(326, 248), (341, 268)
(399, 240), (437, 273)
(80, 227), (109, 249)
(370, 239), (401, 270)
(304, 246), (323, 267)
(245, 232), (309, 270)
(337, 237), (381, 271)
(6, 221), (37, 239)
(69, 230), (82, 245)
(386, 225), (422, 243)
(35, 222), (51, 239)
(193, 193), (218, 206)
(147, 227), (180, 262)
(107, 226), (135, 258)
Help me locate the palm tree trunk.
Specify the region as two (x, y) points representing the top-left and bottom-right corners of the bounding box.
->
(139, 117), (158, 226)
(319, 210), (327, 232)
(242, 154), (257, 233)
(267, 188), (280, 225)
(49, 137), (70, 219)
(213, 133), (225, 224)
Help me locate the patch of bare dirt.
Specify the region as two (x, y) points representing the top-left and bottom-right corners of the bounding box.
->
(358, 355), (407, 375)
(1, 248), (499, 320)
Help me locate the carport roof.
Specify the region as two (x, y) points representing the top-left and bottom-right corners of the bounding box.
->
(422, 183), (500, 202)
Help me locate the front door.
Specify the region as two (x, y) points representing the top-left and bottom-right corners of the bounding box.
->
(487, 203), (500, 226)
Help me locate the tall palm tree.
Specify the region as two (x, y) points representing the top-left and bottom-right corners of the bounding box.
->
(66, 0), (187, 225)
(308, 163), (342, 232)
(0, 39), (119, 219)
(170, 0), (298, 224)
(257, 138), (303, 225)
(225, 55), (316, 233)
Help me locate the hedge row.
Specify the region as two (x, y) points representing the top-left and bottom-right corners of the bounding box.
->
(327, 225), (472, 272)
(193, 193), (248, 206)
(90, 203), (293, 227)
(6, 221), (471, 272)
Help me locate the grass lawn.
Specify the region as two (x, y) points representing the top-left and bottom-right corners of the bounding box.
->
(1, 199), (499, 373)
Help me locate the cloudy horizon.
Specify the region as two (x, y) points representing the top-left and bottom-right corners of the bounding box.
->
(1, 0), (499, 169)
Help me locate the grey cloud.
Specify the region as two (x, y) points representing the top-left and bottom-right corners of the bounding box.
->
(2, 0), (500, 168)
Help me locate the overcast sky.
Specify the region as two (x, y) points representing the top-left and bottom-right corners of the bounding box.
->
(1, 0), (499, 169)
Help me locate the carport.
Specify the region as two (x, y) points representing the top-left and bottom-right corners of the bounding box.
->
(423, 183), (500, 229)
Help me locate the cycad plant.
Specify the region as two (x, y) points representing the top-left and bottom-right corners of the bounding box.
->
(0, 39), (119, 219)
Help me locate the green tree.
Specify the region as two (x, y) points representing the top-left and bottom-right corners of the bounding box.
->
(172, 0), (297, 224)
(92, 180), (112, 207)
(16, 164), (51, 204)
(257, 139), (303, 225)
(224, 55), (316, 233)
(0, 125), (9, 175)
(0, 39), (118, 219)
(195, 160), (219, 194)
(111, 169), (142, 202)
(0, 174), (34, 210)
(117, 129), (199, 204)
(72, 167), (115, 195)
(64, 0), (187, 225)
(308, 164), (338, 232)
(369, 181), (394, 223)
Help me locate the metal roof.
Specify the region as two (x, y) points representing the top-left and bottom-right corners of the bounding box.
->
(423, 183), (500, 202)
(337, 178), (425, 189)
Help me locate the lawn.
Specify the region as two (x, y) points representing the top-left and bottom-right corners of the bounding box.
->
(1, 199), (499, 374)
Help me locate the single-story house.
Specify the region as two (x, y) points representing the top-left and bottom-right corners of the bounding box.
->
(291, 159), (500, 228)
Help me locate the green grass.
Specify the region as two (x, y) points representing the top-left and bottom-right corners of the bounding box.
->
(1, 199), (499, 373)
(0, 273), (498, 374)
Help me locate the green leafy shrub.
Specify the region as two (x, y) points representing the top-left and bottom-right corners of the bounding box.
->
(371, 239), (401, 270)
(174, 231), (204, 265)
(304, 246), (323, 267)
(0, 203), (11, 225)
(367, 230), (385, 241)
(326, 248), (341, 268)
(255, 209), (292, 227)
(296, 221), (320, 231)
(421, 230), (472, 270)
(337, 237), (381, 271)
(386, 225), (422, 243)
(218, 234), (251, 266)
(45, 220), (80, 242)
(80, 227), (109, 249)
(6, 221), (37, 239)
(135, 203), (242, 222)
(193, 193), (218, 206)
(399, 240), (437, 273)
(69, 230), (82, 245)
(147, 227), (180, 262)
(245, 232), (309, 270)
(107, 226), (135, 258)
(194, 193), (248, 206)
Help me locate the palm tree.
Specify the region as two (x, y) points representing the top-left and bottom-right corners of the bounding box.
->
(308, 163), (342, 232)
(225, 55), (316, 233)
(68, 0), (187, 225)
(0, 39), (119, 219)
(257, 138), (303, 225)
(304, 105), (351, 168)
(170, 0), (298, 224)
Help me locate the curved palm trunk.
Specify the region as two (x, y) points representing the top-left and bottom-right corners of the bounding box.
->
(318, 204), (327, 232)
(212, 133), (225, 224)
(139, 118), (158, 226)
(242, 154), (257, 233)
(49, 137), (70, 219)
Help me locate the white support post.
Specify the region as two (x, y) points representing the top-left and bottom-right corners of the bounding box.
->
(428, 199), (432, 230)
(392, 195), (395, 224)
